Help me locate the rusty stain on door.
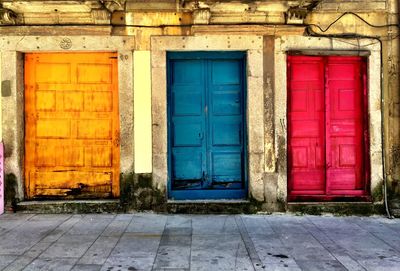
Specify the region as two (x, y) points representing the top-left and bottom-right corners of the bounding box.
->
(24, 52), (120, 199)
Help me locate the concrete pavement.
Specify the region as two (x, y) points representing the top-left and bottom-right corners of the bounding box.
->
(0, 213), (400, 271)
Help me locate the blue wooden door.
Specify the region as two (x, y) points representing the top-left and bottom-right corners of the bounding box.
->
(168, 52), (247, 200)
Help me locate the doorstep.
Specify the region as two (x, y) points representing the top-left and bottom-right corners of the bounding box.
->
(16, 199), (121, 214)
(166, 199), (257, 214)
(287, 201), (384, 216)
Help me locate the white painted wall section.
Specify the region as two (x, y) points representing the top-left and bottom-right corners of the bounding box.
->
(134, 50), (152, 173)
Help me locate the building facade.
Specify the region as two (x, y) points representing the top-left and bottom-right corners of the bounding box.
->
(0, 0), (399, 214)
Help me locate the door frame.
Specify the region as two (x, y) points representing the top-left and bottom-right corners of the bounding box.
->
(166, 51), (248, 200)
(0, 36), (135, 200)
(275, 37), (382, 205)
(286, 55), (371, 201)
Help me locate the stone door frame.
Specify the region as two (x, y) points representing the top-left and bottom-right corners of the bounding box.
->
(0, 36), (135, 200)
(150, 35), (266, 201)
(275, 36), (383, 202)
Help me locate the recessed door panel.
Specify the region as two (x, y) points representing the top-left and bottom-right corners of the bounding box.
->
(288, 56), (325, 194)
(326, 58), (365, 192)
(172, 150), (203, 182)
(168, 52), (246, 200)
(208, 59), (244, 188)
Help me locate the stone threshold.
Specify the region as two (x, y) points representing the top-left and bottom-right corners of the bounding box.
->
(16, 199), (121, 214)
(166, 199), (257, 214)
(287, 201), (384, 216)
(167, 199), (250, 204)
(287, 201), (374, 205)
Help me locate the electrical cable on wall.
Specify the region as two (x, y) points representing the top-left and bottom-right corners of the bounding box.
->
(307, 11), (399, 33)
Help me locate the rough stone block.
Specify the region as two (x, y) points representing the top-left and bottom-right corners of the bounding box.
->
(248, 153), (265, 202)
(151, 50), (166, 68)
(247, 49), (263, 78)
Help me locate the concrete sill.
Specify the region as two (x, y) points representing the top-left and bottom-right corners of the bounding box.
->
(16, 199), (121, 214)
(287, 202), (373, 205)
(18, 199), (120, 206)
(167, 200), (250, 204)
(287, 201), (383, 216)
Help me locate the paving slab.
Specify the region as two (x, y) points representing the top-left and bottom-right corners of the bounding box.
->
(100, 256), (155, 271)
(66, 215), (115, 236)
(192, 215), (240, 235)
(108, 233), (161, 262)
(125, 214), (167, 234)
(23, 257), (78, 271)
(71, 264), (102, 271)
(2, 256), (35, 271)
(153, 245), (191, 270)
(39, 235), (98, 259)
(101, 219), (132, 237)
(0, 255), (17, 270)
(295, 260), (348, 271)
(24, 242), (53, 258)
(78, 236), (120, 265)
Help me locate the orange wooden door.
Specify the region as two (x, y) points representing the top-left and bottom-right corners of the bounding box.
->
(25, 53), (120, 199)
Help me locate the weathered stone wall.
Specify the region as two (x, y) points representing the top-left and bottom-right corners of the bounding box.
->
(0, 0), (397, 213)
(317, 0), (388, 11)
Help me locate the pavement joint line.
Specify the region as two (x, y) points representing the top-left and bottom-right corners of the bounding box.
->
(261, 215), (285, 247)
(72, 214), (123, 269)
(351, 217), (400, 254)
(188, 217), (192, 271)
(3, 214), (75, 271)
(151, 215), (168, 271)
(0, 214), (35, 237)
(304, 216), (365, 271)
(233, 238), (241, 270)
(235, 215), (263, 271)
(152, 216), (192, 270)
(29, 215), (83, 266)
(100, 214), (136, 264)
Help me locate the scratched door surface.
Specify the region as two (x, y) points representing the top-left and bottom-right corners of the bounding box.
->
(168, 52), (246, 200)
(287, 56), (326, 196)
(25, 53), (120, 199)
(325, 57), (367, 196)
(288, 55), (368, 200)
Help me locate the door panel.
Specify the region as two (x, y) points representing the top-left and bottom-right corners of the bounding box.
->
(25, 53), (120, 199)
(326, 58), (365, 192)
(288, 55), (369, 200)
(208, 60), (243, 186)
(168, 52), (246, 199)
(288, 56), (325, 194)
(170, 59), (206, 189)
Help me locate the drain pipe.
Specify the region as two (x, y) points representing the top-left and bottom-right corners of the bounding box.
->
(381, 35), (393, 218)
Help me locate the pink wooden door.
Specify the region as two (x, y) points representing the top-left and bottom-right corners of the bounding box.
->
(287, 56), (325, 195)
(326, 57), (367, 195)
(288, 55), (368, 200)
